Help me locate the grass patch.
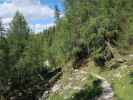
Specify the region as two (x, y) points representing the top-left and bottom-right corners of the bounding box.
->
(71, 77), (102, 100)
(86, 60), (133, 100)
(48, 95), (64, 100)
(112, 68), (133, 100)
(48, 59), (133, 100)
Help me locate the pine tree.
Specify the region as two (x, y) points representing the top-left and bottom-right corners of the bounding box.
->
(54, 5), (60, 23)
(7, 11), (30, 79)
(0, 18), (9, 81)
(14, 35), (44, 84)
(8, 11), (29, 39)
(0, 18), (5, 38)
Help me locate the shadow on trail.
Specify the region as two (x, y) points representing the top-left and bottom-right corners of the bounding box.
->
(72, 79), (102, 100)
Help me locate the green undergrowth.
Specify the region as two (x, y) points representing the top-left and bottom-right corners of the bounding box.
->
(111, 67), (133, 100)
(48, 76), (99, 100)
(48, 57), (133, 100)
(88, 60), (133, 100)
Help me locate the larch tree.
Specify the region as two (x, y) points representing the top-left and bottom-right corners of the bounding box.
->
(7, 11), (30, 80)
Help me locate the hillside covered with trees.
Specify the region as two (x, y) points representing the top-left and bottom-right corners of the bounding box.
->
(0, 0), (133, 100)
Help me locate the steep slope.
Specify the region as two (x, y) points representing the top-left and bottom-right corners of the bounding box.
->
(41, 53), (133, 100)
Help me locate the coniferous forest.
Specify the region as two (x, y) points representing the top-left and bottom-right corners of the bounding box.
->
(0, 0), (133, 100)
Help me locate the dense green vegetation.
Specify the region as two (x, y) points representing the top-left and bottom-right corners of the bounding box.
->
(0, 0), (133, 100)
(44, 0), (133, 67)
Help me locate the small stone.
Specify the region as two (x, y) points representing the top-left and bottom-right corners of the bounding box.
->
(10, 96), (16, 100)
(18, 92), (23, 96)
(52, 84), (61, 92)
(80, 70), (87, 74)
(74, 69), (79, 72)
(81, 77), (86, 82)
(116, 58), (125, 63)
(68, 78), (73, 81)
(73, 86), (82, 90)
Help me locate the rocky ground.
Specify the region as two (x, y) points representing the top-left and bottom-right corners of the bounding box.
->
(49, 66), (89, 99)
(41, 53), (133, 100)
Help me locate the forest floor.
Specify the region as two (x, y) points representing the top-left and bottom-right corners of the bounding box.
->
(45, 52), (133, 100)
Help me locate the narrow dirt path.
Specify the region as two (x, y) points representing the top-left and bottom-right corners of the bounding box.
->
(91, 73), (114, 100)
